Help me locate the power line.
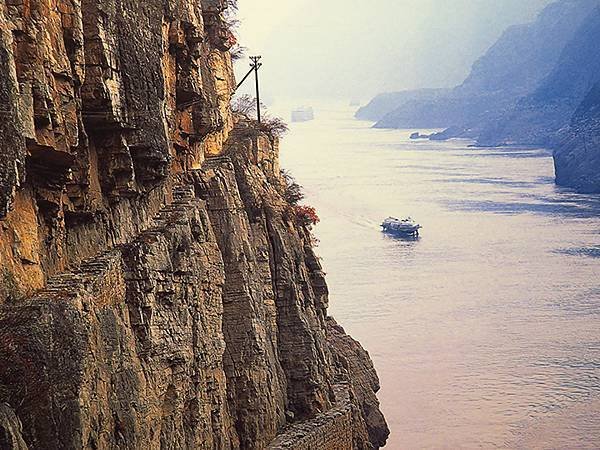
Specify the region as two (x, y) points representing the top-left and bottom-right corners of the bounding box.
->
(249, 56), (262, 124)
(233, 55), (262, 123)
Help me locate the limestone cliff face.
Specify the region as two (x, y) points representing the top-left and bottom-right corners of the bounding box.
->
(0, 0), (388, 448)
(0, 0), (235, 299)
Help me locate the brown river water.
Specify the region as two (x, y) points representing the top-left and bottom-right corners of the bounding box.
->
(278, 103), (600, 449)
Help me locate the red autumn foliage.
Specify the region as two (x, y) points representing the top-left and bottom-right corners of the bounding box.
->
(225, 32), (237, 48)
(294, 205), (320, 227)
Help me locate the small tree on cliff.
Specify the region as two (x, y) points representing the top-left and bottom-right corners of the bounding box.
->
(294, 205), (320, 228)
(231, 94), (257, 118)
(279, 169), (319, 228)
(280, 169), (305, 205)
(231, 95), (289, 140)
(223, 1), (240, 49)
(260, 115), (289, 139)
(230, 44), (247, 61)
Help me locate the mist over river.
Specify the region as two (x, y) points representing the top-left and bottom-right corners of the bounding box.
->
(277, 104), (600, 448)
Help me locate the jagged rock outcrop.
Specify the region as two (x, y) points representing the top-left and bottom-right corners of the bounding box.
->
(326, 319), (389, 448)
(0, 0), (388, 448)
(0, 0), (235, 301)
(0, 403), (28, 450)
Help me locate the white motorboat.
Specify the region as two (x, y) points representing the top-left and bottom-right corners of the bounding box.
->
(291, 106), (314, 122)
(381, 217), (422, 236)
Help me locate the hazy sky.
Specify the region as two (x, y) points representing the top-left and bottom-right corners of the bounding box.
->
(234, 0), (553, 102)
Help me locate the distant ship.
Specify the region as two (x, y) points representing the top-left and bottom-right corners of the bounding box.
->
(291, 106), (314, 123)
(381, 217), (422, 236)
(350, 99), (361, 107)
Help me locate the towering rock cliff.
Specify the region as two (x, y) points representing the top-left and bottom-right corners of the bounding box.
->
(554, 80), (600, 192)
(0, 1), (388, 448)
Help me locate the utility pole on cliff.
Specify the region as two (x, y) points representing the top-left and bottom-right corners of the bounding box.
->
(234, 55), (263, 123)
(249, 56), (262, 123)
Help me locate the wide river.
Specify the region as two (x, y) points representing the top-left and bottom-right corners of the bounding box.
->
(278, 104), (600, 449)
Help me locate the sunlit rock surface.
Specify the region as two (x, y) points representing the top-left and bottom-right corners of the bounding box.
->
(0, 0), (388, 448)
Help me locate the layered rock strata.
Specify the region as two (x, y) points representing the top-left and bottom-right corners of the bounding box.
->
(0, 0), (388, 448)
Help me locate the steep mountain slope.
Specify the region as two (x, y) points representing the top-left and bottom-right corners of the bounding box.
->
(372, 0), (598, 133)
(478, 6), (600, 147)
(355, 89), (449, 122)
(0, 0), (388, 448)
(554, 80), (600, 192)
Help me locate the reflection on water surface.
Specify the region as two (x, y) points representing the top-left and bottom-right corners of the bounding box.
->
(279, 104), (600, 449)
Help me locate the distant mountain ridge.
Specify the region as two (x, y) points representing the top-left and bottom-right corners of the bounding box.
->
(456, 0), (597, 98)
(470, 4), (600, 192)
(478, 6), (600, 147)
(370, 0), (598, 133)
(355, 89), (450, 122)
(362, 0), (600, 192)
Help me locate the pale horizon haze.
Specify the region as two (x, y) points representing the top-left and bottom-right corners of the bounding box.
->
(234, 0), (553, 103)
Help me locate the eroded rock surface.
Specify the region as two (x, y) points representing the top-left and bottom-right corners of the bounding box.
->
(0, 403), (28, 450)
(0, 0), (388, 448)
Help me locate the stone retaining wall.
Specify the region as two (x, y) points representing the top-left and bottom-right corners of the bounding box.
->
(268, 384), (354, 450)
